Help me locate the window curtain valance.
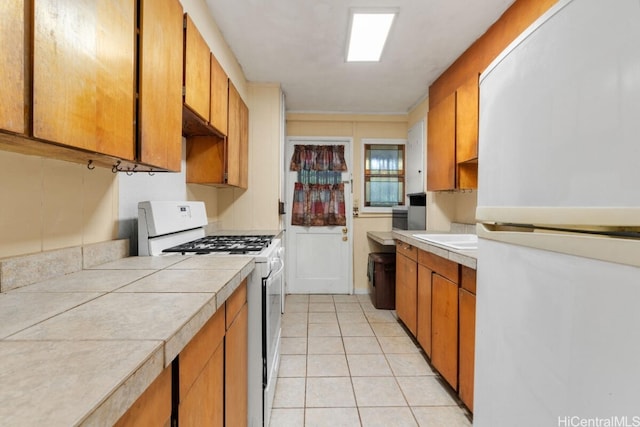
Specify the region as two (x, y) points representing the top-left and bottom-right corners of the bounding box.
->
(289, 145), (348, 172)
(290, 145), (347, 226)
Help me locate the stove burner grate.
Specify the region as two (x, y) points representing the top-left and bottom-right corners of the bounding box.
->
(163, 235), (274, 254)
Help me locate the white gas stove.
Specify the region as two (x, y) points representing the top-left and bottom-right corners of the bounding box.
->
(137, 201), (282, 427)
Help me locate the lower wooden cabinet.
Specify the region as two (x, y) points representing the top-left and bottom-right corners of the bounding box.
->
(396, 246), (418, 336)
(114, 365), (172, 427)
(458, 266), (477, 411)
(431, 274), (459, 389)
(394, 241), (479, 412)
(459, 287), (476, 411)
(416, 264), (433, 357)
(225, 281), (248, 427)
(179, 305), (225, 426)
(179, 342), (224, 427)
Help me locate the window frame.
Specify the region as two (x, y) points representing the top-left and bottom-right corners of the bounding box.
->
(360, 138), (407, 213)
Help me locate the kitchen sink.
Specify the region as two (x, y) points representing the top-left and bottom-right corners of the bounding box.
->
(412, 233), (478, 250)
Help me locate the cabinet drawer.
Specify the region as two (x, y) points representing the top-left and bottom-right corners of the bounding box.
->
(396, 241), (418, 261)
(418, 250), (459, 283)
(461, 266), (476, 294)
(226, 279), (247, 329)
(180, 307), (225, 399)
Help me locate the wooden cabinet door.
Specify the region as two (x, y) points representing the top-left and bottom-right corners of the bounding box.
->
(210, 54), (228, 136)
(33, 0), (135, 160)
(459, 287), (476, 412)
(185, 135), (226, 184)
(226, 303), (248, 427)
(179, 308), (225, 426)
(179, 342), (224, 427)
(1, 0), (26, 134)
(395, 252), (417, 336)
(427, 91), (456, 191)
(227, 82), (248, 188)
(183, 14), (211, 121)
(431, 273), (458, 389)
(138, 0), (183, 171)
(456, 74), (479, 189)
(114, 365), (172, 427)
(238, 96), (249, 189)
(455, 74), (479, 163)
(417, 264), (433, 357)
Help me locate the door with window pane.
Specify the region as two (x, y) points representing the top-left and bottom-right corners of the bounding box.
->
(286, 138), (353, 294)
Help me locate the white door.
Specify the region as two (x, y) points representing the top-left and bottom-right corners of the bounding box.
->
(285, 137), (353, 294)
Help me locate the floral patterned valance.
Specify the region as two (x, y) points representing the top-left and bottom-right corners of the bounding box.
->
(289, 145), (348, 172)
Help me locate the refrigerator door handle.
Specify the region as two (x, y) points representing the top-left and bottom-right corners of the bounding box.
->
(477, 223), (640, 268)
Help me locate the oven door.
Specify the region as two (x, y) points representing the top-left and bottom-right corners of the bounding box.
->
(262, 257), (283, 426)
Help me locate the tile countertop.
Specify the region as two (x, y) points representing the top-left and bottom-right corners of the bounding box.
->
(0, 245), (255, 426)
(389, 230), (477, 270)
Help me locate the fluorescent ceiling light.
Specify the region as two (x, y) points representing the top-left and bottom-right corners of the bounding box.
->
(346, 11), (396, 62)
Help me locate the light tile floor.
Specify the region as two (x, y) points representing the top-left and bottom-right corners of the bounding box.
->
(270, 294), (473, 427)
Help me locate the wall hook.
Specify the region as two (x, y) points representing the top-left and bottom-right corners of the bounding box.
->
(87, 160), (95, 170)
(112, 160), (122, 174)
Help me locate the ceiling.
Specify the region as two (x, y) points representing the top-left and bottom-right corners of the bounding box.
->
(205, 0), (515, 114)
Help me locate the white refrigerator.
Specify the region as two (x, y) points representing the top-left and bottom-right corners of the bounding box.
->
(475, 0), (640, 425)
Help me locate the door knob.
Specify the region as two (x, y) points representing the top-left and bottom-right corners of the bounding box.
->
(342, 236), (348, 241)
(342, 227), (348, 234)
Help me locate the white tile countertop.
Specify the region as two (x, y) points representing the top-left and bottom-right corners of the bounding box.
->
(0, 241), (255, 426)
(391, 230), (477, 270)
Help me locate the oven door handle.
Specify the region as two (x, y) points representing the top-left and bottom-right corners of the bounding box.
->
(269, 258), (285, 278)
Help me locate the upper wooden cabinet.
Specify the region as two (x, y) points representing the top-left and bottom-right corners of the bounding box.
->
(456, 74), (479, 163)
(0, 0), (182, 171)
(427, 91), (456, 191)
(210, 54), (229, 136)
(183, 14), (211, 122)
(456, 74), (480, 189)
(0, 0), (27, 134)
(427, 74), (479, 191)
(227, 82), (249, 188)
(138, 0), (184, 172)
(187, 81), (249, 188)
(33, 0), (136, 160)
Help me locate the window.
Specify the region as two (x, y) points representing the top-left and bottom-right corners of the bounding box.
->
(363, 140), (405, 209)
